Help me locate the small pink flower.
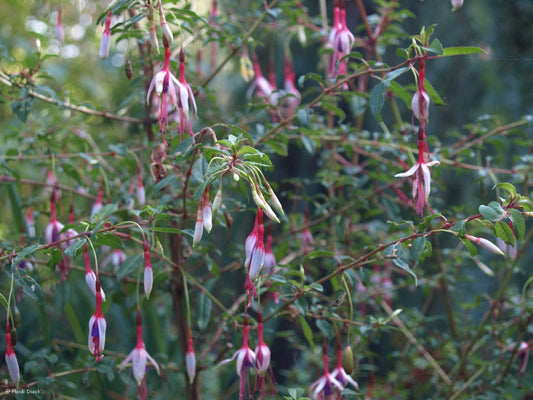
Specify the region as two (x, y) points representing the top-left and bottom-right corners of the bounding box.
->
(91, 184), (104, 219)
(186, 329), (196, 384)
(45, 199), (64, 244)
(84, 244), (106, 301)
(88, 280), (106, 361)
(202, 190), (212, 233)
(247, 55), (275, 103)
(99, 10), (112, 60)
(328, 0), (354, 87)
(254, 313), (271, 376)
(120, 312), (160, 385)
(4, 323), (20, 384)
(61, 203), (79, 248)
(220, 317), (256, 400)
(176, 49), (197, 137)
(451, 0), (464, 11)
(193, 200), (204, 247)
(411, 89), (430, 121)
(245, 209), (265, 282)
(103, 249), (126, 271)
(159, 4), (173, 44)
(309, 344), (344, 399)
(55, 7), (64, 44)
(136, 167), (145, 206)
(143, 240), (153, 298)
(25, 207), (35, 238)
(283, 58), (301, 117)
(147, 37), (188, 145)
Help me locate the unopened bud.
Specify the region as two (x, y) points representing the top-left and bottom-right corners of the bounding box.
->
(240, 54), (254, 83)
(268, 186), (284, 216)
(159, 4), (173, 44)
(411, 89), (430, 120)
(464, 234), (505, 256)
(150, 24), (159, 54)
(212, 184), (223, 215)
(125, 58), (134, 80)
(342, 346), (354, 374)
(451, 0), (464, 11)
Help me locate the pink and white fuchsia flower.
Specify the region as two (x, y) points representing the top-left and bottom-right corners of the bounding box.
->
(185, 329), (196, 384)
(330, 342), (359, 392)
(220, 317), (256, 400)
(83, 244), (106, 301)
(4, 322), (20, 384)
(88, 280), (106, 361)
(245, 208), (265, 282)
(309, 344), (344, 400)
(45, 193), (64, 244)
(254, 312), (271, 376)
(176, 49), (197, 137)
(147, 36), (188, 145)
(120, 312), (160, 386)
(99, 10), (112, 60)
(143, 239), (153, 298)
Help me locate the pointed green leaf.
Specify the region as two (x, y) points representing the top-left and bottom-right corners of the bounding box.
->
(509, 209), (525, 241)
(479, 202), (504, 222)
(494, 221), (515, 246)
(441, 46), (486, 57)
(64, 238), (87, 257)
(299, 317), (314, 350)
(370, 82), (386, 122)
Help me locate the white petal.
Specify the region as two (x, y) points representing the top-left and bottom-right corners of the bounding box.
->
(394, 162), (419, 178)
(421, 162), (432, 200)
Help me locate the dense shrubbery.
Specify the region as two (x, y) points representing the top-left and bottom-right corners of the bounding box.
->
(1, 0), (532, 399)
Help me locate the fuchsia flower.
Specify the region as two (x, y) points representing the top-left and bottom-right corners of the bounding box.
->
(136, 166), (145, 206)
(193, 198), (204, 247)
(62, 203), (79, 248)
(159, 3), (173, 44)
(245, 208), (265, 282)
(120, 312), (160, 385)
(45, 192), (64, 244)
(517, 341), (530, 374)
(202, 190), (213, 234)
(176, 49), (197, 137)
(464, 234), (504, 256)
(301, 211), (314, 254)
(84, 244), (106, 301)
(88, 280), (106, 361)
(4, 322), (20, 384)
(91, 184), (104, 219)
(25, 207), (35, 238)
(309, 344), (344, 400)
(254, 312), (271, 376)
(185, 328), (196, 384)
(247, 55), (275, 103)
(55, 7), (64, 44)
(143, 239), (153, 298)
(147, 36), (188, 145)
(328, 0), (354, 88)
(411, 89), (430, 121)
(451, 0), (464, 11)
(220, 316), (256, 400)
(99, 10), (112, 60)
(103, 249), (126, 271)
(330, 342), (359, 392)
(283, 58), (301, 117)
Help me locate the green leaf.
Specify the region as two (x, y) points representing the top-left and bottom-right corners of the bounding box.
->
(493, 182), (516, 197)
(299, 316), (314, 351)
(479, 202), (504, 222)
(94, 232), (124, 249)
(424, 79), (445, 106)
(460, 237), (478, 257)
(151, 227), (186, 234)
(154, 174), (178, 195)
(383, 67), (409, 86)
(494, 221), (515, 246)
(370, 82), (385, 122)
(410, 237), (428, 265)
(92, 203), (118, 221)
(509, 209), (525, 241)
(46, 247), (64, 269)
(392, 257), (418, 286)
(7, 183), (23, 234)
(451, 220), (466, 236)
(13, 269), (43, 303)
(441, 46), (486, 57)
(301, 250), (335, 265)
(195, 291), (212, 331)
(316, 319), (334, 339)
(13, 244), (41, 265)
(64, 238), (87, 257)
(0, 292), (8, 309)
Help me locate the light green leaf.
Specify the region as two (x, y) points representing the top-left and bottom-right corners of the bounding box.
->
(441, 46), (486, 57)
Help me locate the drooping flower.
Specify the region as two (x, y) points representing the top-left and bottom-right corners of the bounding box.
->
(411, 89), (430, 121)
(136, 166), (145, 206)
(247, 54), (275, 104)
(25, 207), (35, 238)
(202, 190), (213, 234)
(193, 199), (204, 247)
(245, 208), (265, 282)
(301, 211), (314, 254)
(283, 57), (301, 117)
(119, 311), (160, 385)
(159, 3), (173, 44)
(88, 279), (106, 361)
(309, 344), (344, 400)
(4, 322), (20, 384)
(146, 36), (188, 145)
(99, 10), (112, 60)
(327, 0), (354, 88)
(176, 48), (197, 137)
(254, 312), (271, 376)
(143, 239), (153, 298)
(103, 249), (126, 271)
(330, 342), (359, 393)
(91, 184), (104, 219)
(84, 244), (106, 301)
(45, 193), (64, 244)
(451, 0), (464, 11)
(394, 141), (439, 216)
(56, 7), (64, 44)
(185, 328), (196, 384)
(61, 202), (79, 248)
(220, 316), (256, 400)
(517, 341), (530, 374)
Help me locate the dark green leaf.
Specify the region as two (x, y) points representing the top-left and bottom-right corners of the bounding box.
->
(370, 82), (385, 122)
(509, 209), (525, 241)
(494, 221), (515, 246)
(64, 238), (87, 257)
(316, 319), (334, 339)
(299, 317), (314, 350)
(13, 244), (41, 265)
(479, 202), (504, 222)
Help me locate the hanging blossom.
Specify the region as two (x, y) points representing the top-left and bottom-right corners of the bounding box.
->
(254, 312), (274, 398)
(62, 203), (79, 248)
(25, 207), (35, 238)
(244, 209), (265, 304)
(55, 7), (64, 44)
(395, 58), (439, 216)
(451, 0), (464, 11)
(4, 322), (20, 384)
(143, 239), (153, 298)
(309, 344), (344, 400)
(330, 342), (359, 393)
(103, 248), (126, 271)
(327, 0), (354, 88)
(99, 10), (112, 60)
(119, 311), (160, 386)
(83, 244), (106, 301)
(175, 48), (197, 137)
(220, 316), (256, 400)
(147, 36), (188, 146)
(136, 166), (146, 206)
(283, 57), (301, 118)
(91, 184), (104, 219)
(185, 328), (196, 384)
(247, 54), (275, 104)
(44, 191), (64, 244)
(88, 279), (106, 361)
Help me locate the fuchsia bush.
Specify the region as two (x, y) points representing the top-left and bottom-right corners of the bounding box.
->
(1, 0), (533, 399)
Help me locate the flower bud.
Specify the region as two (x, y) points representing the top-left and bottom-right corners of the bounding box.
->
(186, 331), (196, 384)
(411, 89), (430, 120)
(150, 23), (159, 54)
(464, 234), (504, 256)
(342, 346), (354, 375)
(143, 240), (153, 298)
(125, 58), (134, 80)
(451, 0), (464, 11)
(212, 184), (223, 215)
(159, 4), (173, 44)
(99, 10), (112, 60)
